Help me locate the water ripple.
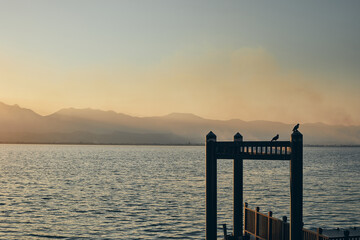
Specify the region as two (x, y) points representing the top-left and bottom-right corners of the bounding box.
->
(0, 145), (359, 239)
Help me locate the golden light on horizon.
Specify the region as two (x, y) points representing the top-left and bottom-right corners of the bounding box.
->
(1, 47), (359, 125)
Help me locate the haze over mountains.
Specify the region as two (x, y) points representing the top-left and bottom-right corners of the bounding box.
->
(0, 102), (359, 145)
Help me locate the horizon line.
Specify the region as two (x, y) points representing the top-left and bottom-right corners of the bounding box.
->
(1, 100), (359, 127)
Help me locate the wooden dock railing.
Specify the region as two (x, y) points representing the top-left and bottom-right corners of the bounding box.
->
(244, 203), (289, 240)
(242, 204), (360, 240)
(302, 228), (329, 240)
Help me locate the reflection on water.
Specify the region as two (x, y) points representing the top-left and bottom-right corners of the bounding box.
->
(0, 145), (359, 239)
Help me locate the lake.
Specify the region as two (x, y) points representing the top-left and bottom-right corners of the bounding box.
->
(0, 145), (359, 239)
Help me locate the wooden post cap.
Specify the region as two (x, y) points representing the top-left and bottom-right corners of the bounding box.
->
(234, 132), (243, 141)
(291, 130), (303, 140)
(206, 131), (217, 141)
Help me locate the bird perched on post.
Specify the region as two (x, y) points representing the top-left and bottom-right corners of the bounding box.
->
(293, 123), (300, 132)
(271, 134), (279, 142)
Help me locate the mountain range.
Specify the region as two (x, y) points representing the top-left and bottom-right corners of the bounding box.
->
(1, 102), (359, 145)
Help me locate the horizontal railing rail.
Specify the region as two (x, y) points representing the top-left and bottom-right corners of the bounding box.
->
(215, 141), (291, 160)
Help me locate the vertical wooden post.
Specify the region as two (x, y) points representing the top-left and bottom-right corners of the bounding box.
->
(255, 207), (260, 240)
(268, 211), (273, 240)
(317, 228), (322, 240)
(223, 224), (228, 239)
(206, 131), (217, 240)
(290, 131), (303, 240)
(282, 216), (288, 240)
(344, 230), (350, 240)
(234, 132), (243, 239)
(244, 202), (248, 237)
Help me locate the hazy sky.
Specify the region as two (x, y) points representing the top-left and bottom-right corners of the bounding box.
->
(1, 0), (359, 125)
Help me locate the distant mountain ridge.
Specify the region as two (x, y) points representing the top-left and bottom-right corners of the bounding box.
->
(0, 102), (360, 145)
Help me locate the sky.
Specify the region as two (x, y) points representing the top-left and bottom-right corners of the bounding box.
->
(1, 0), (359, 125)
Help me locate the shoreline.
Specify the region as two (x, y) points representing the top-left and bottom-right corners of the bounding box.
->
(1, 142), (360, 147)
(0, 142), (205, 146)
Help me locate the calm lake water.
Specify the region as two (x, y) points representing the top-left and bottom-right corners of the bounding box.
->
(0, 145), (359, 239)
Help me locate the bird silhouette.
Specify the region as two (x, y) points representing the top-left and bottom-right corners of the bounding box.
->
(271, 134), (279, 142)
(293, 123), (300, 132)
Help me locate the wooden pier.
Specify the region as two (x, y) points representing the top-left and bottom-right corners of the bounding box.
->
(206, 130), (303, 240)
(205, 131), (359, 240)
